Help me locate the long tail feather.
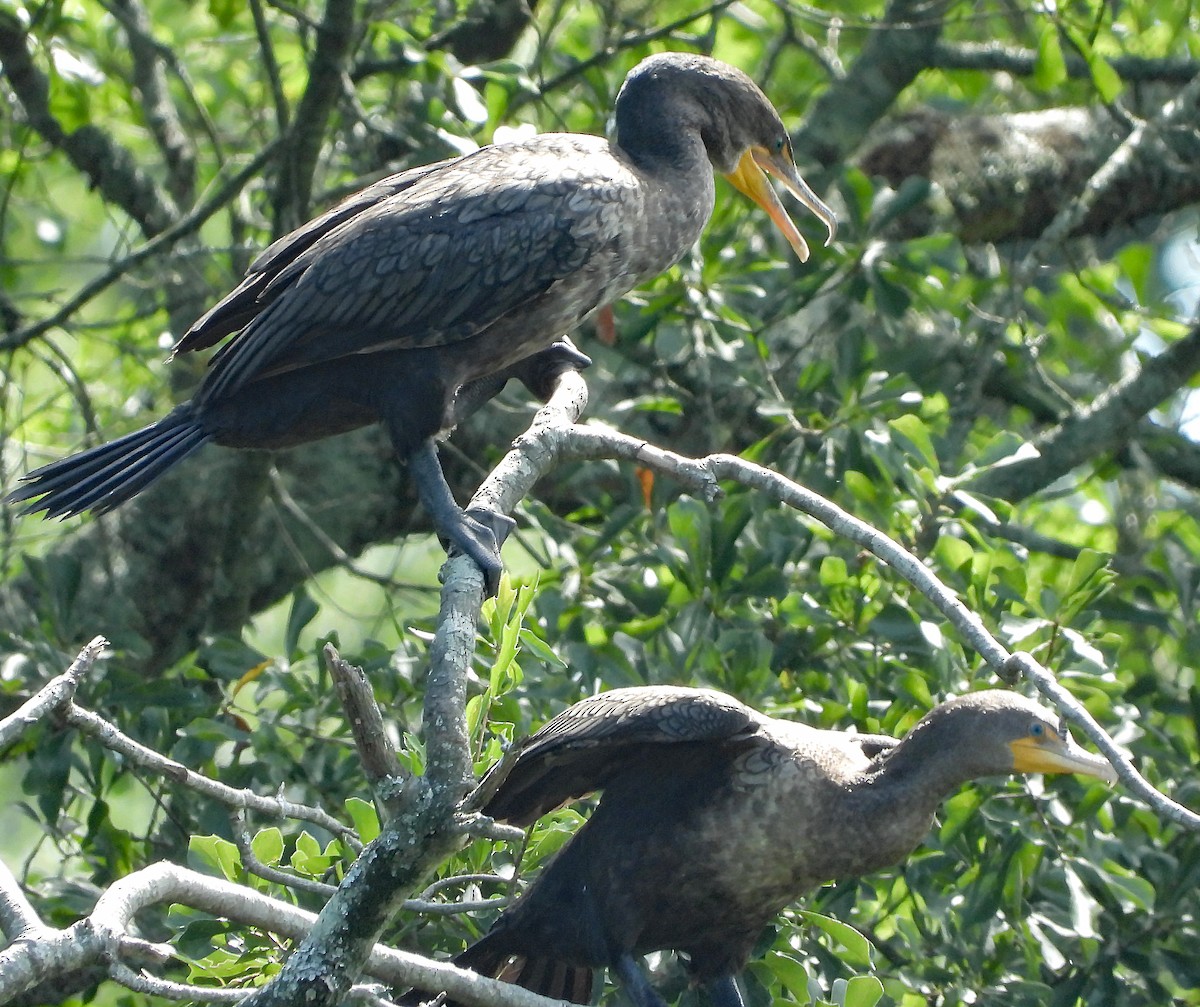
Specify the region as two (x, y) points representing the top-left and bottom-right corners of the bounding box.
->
(7, 406), (209, 518)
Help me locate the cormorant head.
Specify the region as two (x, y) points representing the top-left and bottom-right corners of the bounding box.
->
(615, 52), (837, 261)
(925, 690), (1118, 783)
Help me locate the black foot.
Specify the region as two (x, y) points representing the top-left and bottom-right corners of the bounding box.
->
(444, 507), (516, 596)
(513, 338), (592, 401)
(408, 440), (513, 595)
(613, 953), (668, 1007)
(705, 975), (745, 1007)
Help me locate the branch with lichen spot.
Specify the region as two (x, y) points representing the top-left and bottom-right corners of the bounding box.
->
(0, 10), (178, 235)
(966, 320), (1200, 501)
(0, 859), (561, 1007)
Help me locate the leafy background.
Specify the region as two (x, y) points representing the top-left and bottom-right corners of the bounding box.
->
(1, 0), (1198, 1005)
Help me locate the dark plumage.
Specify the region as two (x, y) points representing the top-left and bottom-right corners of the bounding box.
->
(6, 53), (836, 592)
(449, 686), (1115, 1007)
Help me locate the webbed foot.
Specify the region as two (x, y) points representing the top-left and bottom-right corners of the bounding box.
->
(513, 338), (592, 401)
(408, 440), (513, 595)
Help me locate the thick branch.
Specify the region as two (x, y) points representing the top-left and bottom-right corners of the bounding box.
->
(968, 321), (1200, 500)
(103, 0), (196, 204)
(1024, 68), (1200, 258)
(0, 11), (178, 236)
(929, 40), (1200, 85)
(272, 0), (356, 229)
(794, 0), (950, 170)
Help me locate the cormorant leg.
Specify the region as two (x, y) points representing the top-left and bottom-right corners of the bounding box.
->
(613, 953), (668, 1007)
(704, 975), (745, 1007)
(408, 440), (515, 595)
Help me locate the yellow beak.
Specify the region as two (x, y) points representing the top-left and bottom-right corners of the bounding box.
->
(724, 146), (837, 263)
(1010, 734), (1117, 783)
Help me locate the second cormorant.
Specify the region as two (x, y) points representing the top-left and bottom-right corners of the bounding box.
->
(443, 686), (1115, 1007)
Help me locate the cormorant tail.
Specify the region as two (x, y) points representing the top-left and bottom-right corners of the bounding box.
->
(6, 405), (210, 519)
(442, 939), (594, 1006)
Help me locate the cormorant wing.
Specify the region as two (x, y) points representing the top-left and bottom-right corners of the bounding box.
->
(174, 159), (459, 355)
(184, 139), (620, 403)
(480, 687), (762, 828)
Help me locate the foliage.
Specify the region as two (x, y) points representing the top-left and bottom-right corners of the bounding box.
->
(1, 0), (1199, 1005)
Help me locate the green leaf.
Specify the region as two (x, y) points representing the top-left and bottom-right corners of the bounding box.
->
(887, 414), (938, 471)
(799, 910), (874, 969)
(283, 588), (319, 658)
(819, 555), (849, 587)
(1034, 26), (1068, 90)
(842, 975), (884, 1007)
(765, 951), (817, 1001)
(345, 797), (380, 845)
(190, 834), (241, 882)
(1087, 53), (1123, 102)
(251, 827), (284, 868)
(518, 628), (567, 668)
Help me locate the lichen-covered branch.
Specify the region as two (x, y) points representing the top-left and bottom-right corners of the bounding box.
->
(968, 321), (1200, 500)
(0, 635), (106, 749)
(271, 0), (357, 230)
(0, 10), (178, 236)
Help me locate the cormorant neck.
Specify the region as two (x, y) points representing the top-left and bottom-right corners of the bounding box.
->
(869, 710), (991, 797)
(613, 75), (709, 174)
(839, 715), (991, 871)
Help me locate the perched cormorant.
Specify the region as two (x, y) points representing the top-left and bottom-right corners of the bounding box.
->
(446, 686), (1115, 1007)
(6, 53), (836, 592)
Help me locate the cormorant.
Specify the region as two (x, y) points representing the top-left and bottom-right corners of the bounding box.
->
(7, 54), (836, 593)
(445, 686), (1115, 1007)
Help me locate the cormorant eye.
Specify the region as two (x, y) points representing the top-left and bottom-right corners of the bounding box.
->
(1030, 722), (1045, 737)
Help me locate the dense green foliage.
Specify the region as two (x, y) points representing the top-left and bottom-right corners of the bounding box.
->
(1, 1), (1198, 1005)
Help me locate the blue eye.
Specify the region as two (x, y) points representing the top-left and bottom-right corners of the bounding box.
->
(1030, 722), (1045, 737)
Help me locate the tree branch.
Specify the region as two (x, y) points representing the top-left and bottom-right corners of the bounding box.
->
(0, 141), (281, 352)
(102, 0), (197, 205)
(0, 10), (178, 236)
(794, 0), (951, 171)
(272, 0), (357, 230)
(928, 40), (1200, 85)
(0, 635), (107, 750)
(1023, 66), (1200, 258)
(62, 701), (360, 845)
(967, 321), (1200, 500)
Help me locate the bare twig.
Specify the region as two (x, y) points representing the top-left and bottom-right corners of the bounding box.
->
(0, 636), (108, 750)
(230, 809), (339, 899)
(325, 643), (408, 820)
(62, 703), (360, 846)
